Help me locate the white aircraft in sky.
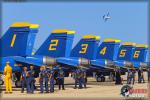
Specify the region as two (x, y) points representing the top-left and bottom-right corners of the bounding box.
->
(103, 12), (111, 22)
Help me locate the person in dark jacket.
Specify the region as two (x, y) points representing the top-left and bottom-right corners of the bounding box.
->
(39, 66), (45, 93)
(138, 68), (141, 83)
(115, 68), (121, 85)
(140, 69), (145, 83)
(57, 67), (65, 90)
(147, 68), (150, 82)
(21, 67), (27, 93)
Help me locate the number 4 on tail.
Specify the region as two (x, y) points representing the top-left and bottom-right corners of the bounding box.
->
(100, 47), (107, 55)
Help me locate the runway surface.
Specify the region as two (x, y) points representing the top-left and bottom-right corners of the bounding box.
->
(0, 74), (149, 100)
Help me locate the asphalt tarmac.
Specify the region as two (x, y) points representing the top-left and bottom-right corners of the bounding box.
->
(0, 73), (149, 100)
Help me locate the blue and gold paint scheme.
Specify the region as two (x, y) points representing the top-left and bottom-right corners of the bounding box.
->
(35, 29), (75, 57)
(132, 44), (148, 68)
(0, 22), (39, 73)
(14, 29), (76, 68)
(71, 35), (100, 59)
(114, 42), (136, 68)
(91, 38), (121, 69)
(57, 35), (100, 67)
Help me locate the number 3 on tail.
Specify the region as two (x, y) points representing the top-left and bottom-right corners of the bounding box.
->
(49, 40), (58, 50)
(79, 44), (88, 54)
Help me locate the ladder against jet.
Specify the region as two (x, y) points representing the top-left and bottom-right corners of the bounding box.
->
(0, 22), (149, 86)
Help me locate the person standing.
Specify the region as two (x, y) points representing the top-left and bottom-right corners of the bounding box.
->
(118, 68), (122, 84)
(131, 69), (136, 85)
(28, 66), (35, 93)
(115, 68), (121, 85)
(57, 67), (65, 90)
(49, 66), (55, 93)
(140, 69), (145, 83)
(3, 62), (13, 94)
(117, 67), (122, 84)
(26, 68), (30, 93)
(78, 68), (83, 89)
(109, 72), (114, 82)
(44, 66), (49, 93)
(147, 68), (150, 82)
(39, 66), (44, 93)
(138, 68), (141, 83)
(127, 69), (130, 84)
(81, 69), (87, 88)
(21, 67), (28, 93)
(73, 69), (79, 89)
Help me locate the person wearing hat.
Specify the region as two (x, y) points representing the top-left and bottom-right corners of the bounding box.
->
(21, 66), (28, 93)
(115, 67), (121, 85)
(78, 67), (83, 89)
(127, 68), (131, 84)
(73, 68), (80, 89)
(81, 68), (87, 88)
(43, 66), (50, 93)
(138, 68), (142, 83)
(147, 68), (150, 82)
(131, 68), (136, 85)
(49, 66), (55, 93)
(39, 66), (45, 93)
(27, 66), (35, 93)
(3, 61), (13, 93)
(140, 68), (145, 83)
(57, 67), (65, 90)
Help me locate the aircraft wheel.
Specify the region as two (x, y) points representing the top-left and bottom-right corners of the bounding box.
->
(0, 79), (4, 85)
(15, 81), (21, 88)
(96, 77), (101, 82)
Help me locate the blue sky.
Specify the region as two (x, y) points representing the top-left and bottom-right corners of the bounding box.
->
(2, 2), (148, 50)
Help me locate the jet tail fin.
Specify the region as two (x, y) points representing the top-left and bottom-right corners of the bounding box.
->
(35, 29), (75, 57)
(132, 44), (148, 62)
(96, 38), (121, 61)
(0, 22), (39, 57)
(117, 42), (136, 61)
(70, 35), (100, 60)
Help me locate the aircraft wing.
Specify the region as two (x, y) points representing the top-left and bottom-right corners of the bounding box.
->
(56, 57), (81, 67)
(91, 59), (116, 69)
(114, 60), (125, 67)
(133, 62), (148, 69)
(57, 57), (115, 70)
(13, 56), (43, 67)
(90, 59), (106, 67)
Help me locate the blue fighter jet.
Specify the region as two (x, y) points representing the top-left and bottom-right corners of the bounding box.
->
(56, 35), (100, 68)
(114, 42), (136, 70)
(131, 44), (148, 69)
(0, 22), (76, 86)
(114, 42), (149, 71)
(0, 22), (39, 86)
(14, 29), (76, 67)
(57, 37), (122, 81)
(91, 42), (149, 81)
